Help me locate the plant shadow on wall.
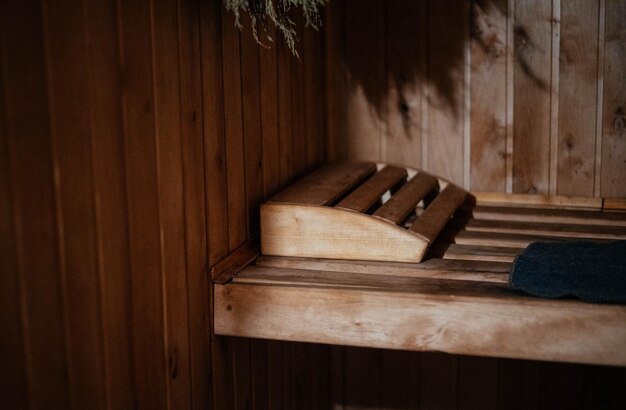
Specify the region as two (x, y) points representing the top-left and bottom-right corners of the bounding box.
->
(331, 0), (548, 140)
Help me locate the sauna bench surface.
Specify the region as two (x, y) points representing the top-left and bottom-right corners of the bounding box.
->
(213, 195), (626, 367)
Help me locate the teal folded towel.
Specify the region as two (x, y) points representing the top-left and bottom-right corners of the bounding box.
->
(509, 241), (626, 304)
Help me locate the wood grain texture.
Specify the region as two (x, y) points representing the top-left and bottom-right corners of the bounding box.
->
(2, 0), (70, 407)
(601, 0), (626, 198)
(336, 165), (407, 212)
(215, 280), (626, 366)
(344, 0), (384, 161)
(512, 0), (553, 194)
(261, 203), (429, 263)
(373, 172), (439, 224)
(410, 184), (467, 242)
(425, 0), (469, 185)
(557, 0), (600, 196)
(43, 0), (105, 406)
(270, 162), (377, 206)
(470, 0), (508, 191)
(383, 0), (424, 168)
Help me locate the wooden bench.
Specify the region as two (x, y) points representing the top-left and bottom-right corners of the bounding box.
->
(212, 163), (626, 367)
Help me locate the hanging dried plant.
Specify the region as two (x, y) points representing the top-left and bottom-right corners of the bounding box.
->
(223, 0), (327, 58)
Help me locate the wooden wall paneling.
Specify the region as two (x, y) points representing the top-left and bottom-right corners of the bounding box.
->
(278, 27), (294, 187)
(260, 23), (281, 198)
(43, 0), (105, 406)
(178, 0), (211, 407)
(199, 1), (232, 407)
(324, 0), (347, 160)
(221, 6), (247, 251)
(600, 0), (626, 198)
(84, 0), (134, 406)
(383, 0), (424, 168)
(1, 1), (70, 407)
(152, 0), (192, 405)
(380, 350), (420, 408)
(290, 12), (308, 178)
(344, 347), (382, 409)
(557, 0), (599, 196)
(457, 356), (498, 410)
(537, 362), (584, 410)
(0, 38), (28, 409)
(425, 0), (469, 186)
(118, 0), (168, 406)
(497, 359), (542, 409)
(419, 353), (458, 410)
(512, 0), (553, 194)
(470, 0), (508, 191)
(344, 0), (385, 162)
(304, 24), (326, 167)
(583, 366), (626, 409)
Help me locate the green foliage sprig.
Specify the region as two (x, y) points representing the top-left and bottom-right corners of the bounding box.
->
(224, 0), (327, 57)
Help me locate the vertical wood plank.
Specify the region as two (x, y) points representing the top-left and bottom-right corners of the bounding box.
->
(380, 350), (420, 408)
(152, 0), (191, 406)
(221, 5), (247, 251)
(290, 12), (308, 178)
(260, 24), (280, 198)
(384, 0), (424, 168)
(277, 27), (294, 187)
(1, 1), (70, 407)
(0, 47), (28, 409)
(457, 356), (498, 410)
(505, 0), (515, 193)
(549, 0), (561, 195)
(470, 0), (508, 192)
(419, 353), (457, 410)
(426, 0), (469, 185)
(43, 0), (106, 406)
(324, 0), (347, 161)
(304, 24), (325, 168)
(600, 0), (626, 198)
(118, 0), (168, 406)
(557, 0), (599, 196)
(344, 0), (384, 162)
(178, 0), (211, 407)
(497, 359), (542, 410)
(512, 0), (553, 194)
(344, 347), (381, 409)
(84, 0), (135, 407)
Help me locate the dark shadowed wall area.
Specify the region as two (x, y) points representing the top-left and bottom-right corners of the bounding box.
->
(1, 0), (625, 409)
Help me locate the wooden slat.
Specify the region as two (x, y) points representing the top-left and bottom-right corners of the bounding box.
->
(270, 162), (377, 206)
(513, 0), (553, 194)
(373, 173), (439, 224)
(470, 0), (508, 192)
(604, 198), (626, 211)
(469, 205), (626, 227)
(464, 219), (626, 239)
(336, 165), (408, 212)
(251, 260), (509, 284)
(600, 0), (626, 198)
(472, 191), (603, 209)
(557, 0), (600, 196)
(433, 243), (522, 263)
(215, 282), (626, 366)
(256, 254), (512, 275)
(410, 184), (467, 241)
(451, 230), (600, 248)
